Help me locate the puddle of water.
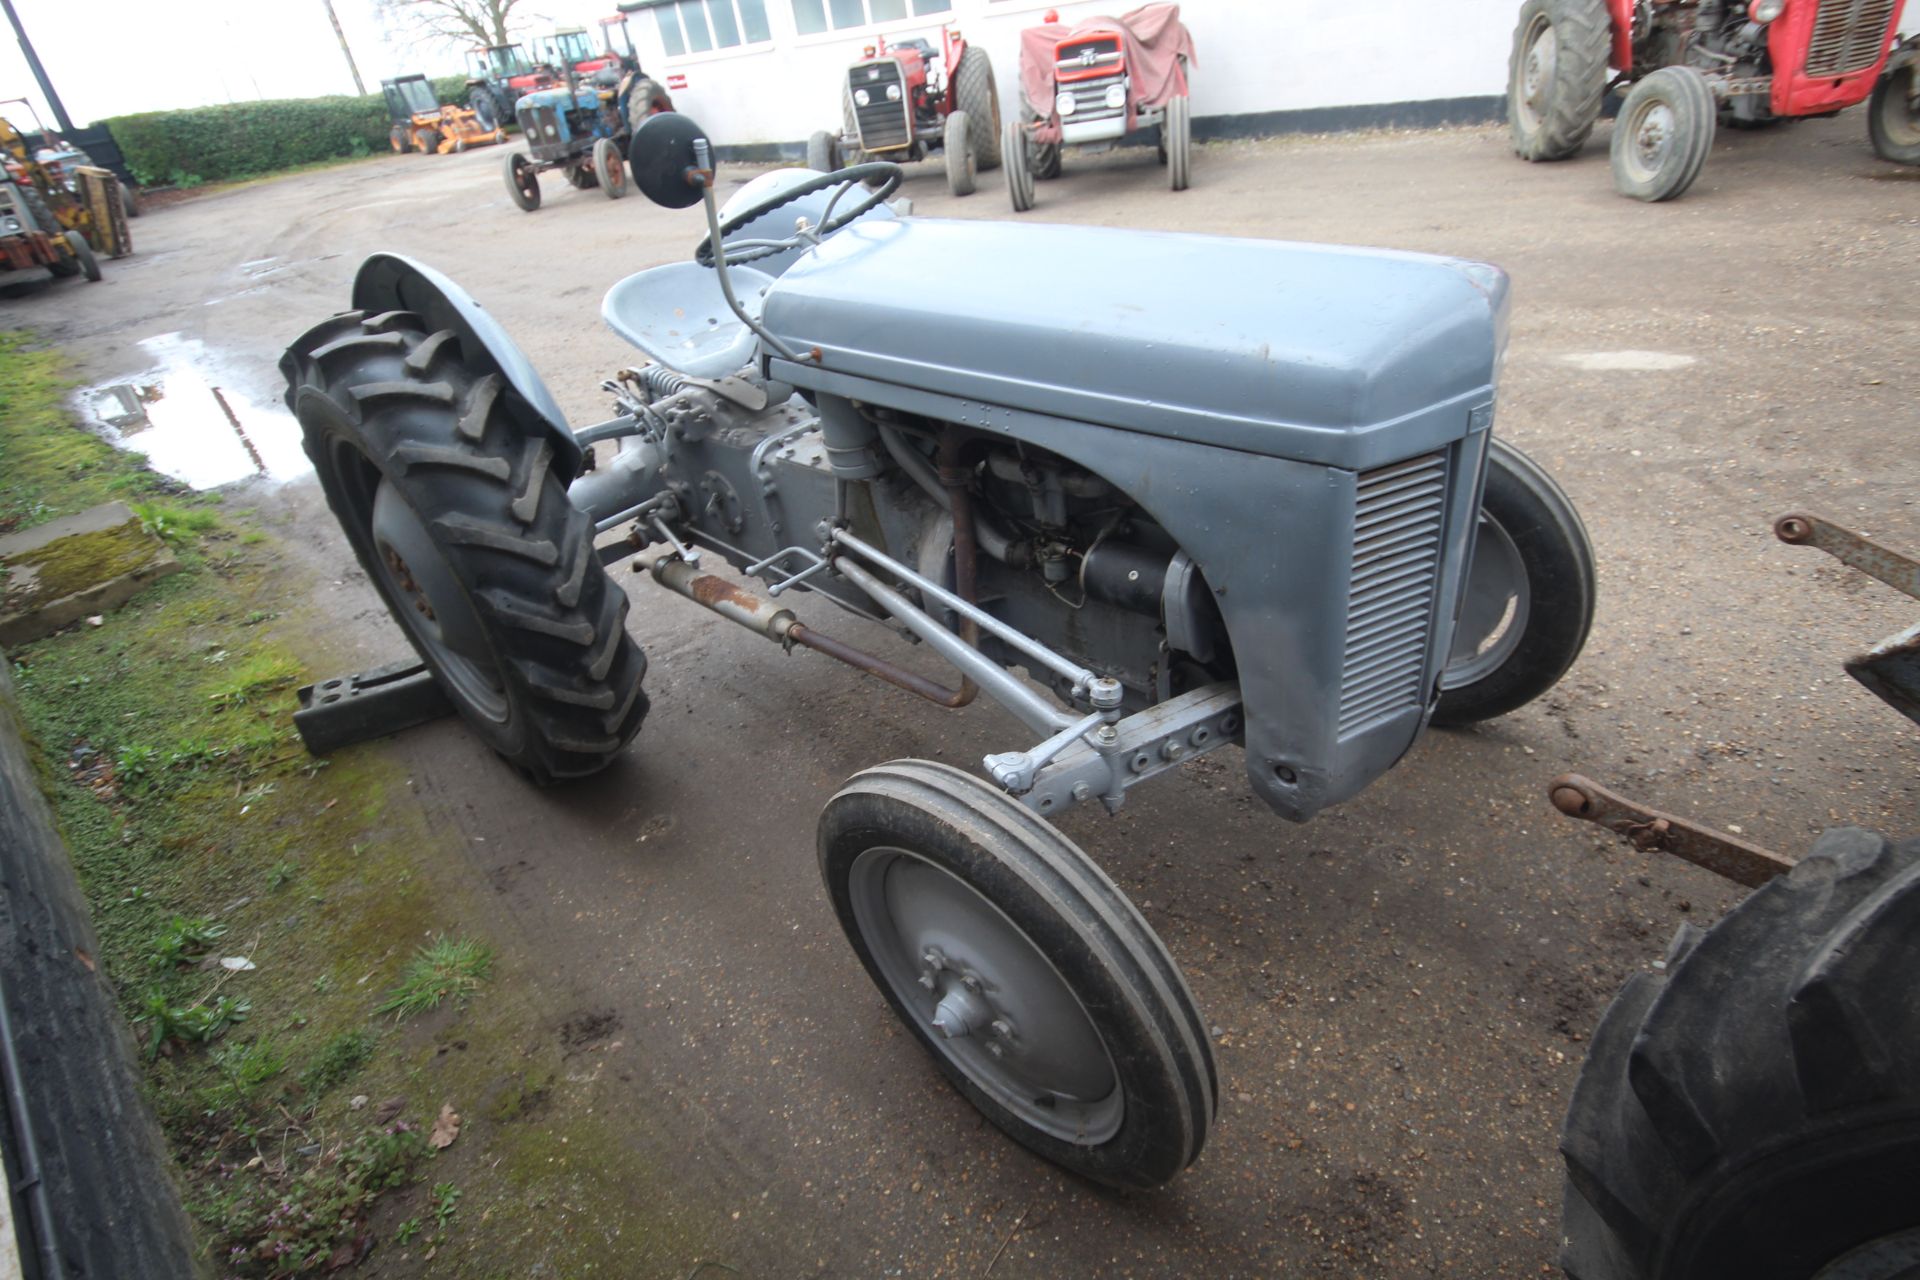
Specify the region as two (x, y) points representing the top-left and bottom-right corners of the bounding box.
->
(77, 332), (310, 490)
(1558, 350), (1698, 372)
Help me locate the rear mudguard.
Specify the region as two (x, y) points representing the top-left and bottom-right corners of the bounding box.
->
(349, 253), (585, 482)
(1888, 35), (1920, 76)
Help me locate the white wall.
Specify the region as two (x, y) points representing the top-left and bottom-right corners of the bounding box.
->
(627, 0), (1527, 149)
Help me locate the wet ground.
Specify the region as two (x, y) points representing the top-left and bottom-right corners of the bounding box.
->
(8, 117), (1919, 1277)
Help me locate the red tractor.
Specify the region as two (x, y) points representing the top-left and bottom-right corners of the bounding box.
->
(808, 27), (1001, 198)
(465, 44), (559, 133)
(1510, 0), (1920, 200)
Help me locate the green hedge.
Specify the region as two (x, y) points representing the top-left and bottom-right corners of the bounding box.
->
(100, 95), (393, 187)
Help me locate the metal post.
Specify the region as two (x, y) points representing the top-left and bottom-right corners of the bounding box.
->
(1, 0), (74, 133)
(322, 0), (367, 97)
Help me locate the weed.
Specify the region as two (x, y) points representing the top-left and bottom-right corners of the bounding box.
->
(207, 653), (304, 710)
(201, 1039), (285, 1113)
(147, 915), (227, 969)
(394, 1217), (421, 1245)
(376, 936), (492, 1020)
(298, 1029), (373, 1095)
(132, 501), (219, 546)
(116, 743), (158, 788)
(268, 861), (298, 891)
(431, 1181), (461, 1229)
(137, 993), (250, 1059)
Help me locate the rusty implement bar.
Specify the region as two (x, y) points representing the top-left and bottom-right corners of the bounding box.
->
(1775, 511), (1920, 602)
(1548, 773), (1796, 889)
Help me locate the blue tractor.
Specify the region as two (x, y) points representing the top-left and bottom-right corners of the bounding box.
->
(500, 18), (674, 212)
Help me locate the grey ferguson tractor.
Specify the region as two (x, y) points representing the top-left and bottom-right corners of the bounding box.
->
(281, 114), (1594, 1188)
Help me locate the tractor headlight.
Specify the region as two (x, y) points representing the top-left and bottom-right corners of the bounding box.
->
(1753, 0), (1785, 20)
(1, 217), (17, 234)
(1056, 90), (1077, 116)
(886, 83), (901, 102)
(854, 88), (870, 107)
(1104, 83), (1126, 111)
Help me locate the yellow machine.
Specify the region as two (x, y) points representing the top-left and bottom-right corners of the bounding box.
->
(0, 104), (128, 258)
(383, 76), (505, 155)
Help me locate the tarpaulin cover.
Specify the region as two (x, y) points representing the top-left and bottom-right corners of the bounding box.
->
(1017, 3), (1195, 142)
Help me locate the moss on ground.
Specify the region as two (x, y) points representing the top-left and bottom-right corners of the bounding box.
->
(2, 331), (710, 1276)
(1, 517), (164, 611)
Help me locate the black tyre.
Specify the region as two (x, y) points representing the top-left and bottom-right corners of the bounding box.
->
(1509, 0), (1610, 161)
(1868, 58), (1920, 166)
(806, 129), (839, 173)
(120, 183), (141, 218)
(1611, 67), (1716, 202)
(475, 87), (508, 133)
(564, 162), (598, 190)
(418, 127), (443, 155)
(63, 230), (101, 283)
(1165, 93), (1191, 191)
(625, 77), (674, 135)
(390, 125), (411, 154)
(1560, 828), (1920, 1280)
(953, 47), (1002, 170)
(280, 310), (647, 782)
(1433, 439), (1595, 726)
(505, 153), (540, 212)
(943, 109), (977, 196)
(1003, 118), (1034, 212)
(819, 759), (1216, 1189)
(592, 137), (627, 199)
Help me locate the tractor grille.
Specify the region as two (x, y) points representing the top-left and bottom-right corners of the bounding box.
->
(1338, 452), (1449, 738)
(1804, 0), (1899, 77)
(1059, 72), (1127, 125)
(849, 61), (911, 152)
(518, 102), (565, 157)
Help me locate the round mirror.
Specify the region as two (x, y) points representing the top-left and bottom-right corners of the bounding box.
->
(628, 113), (712, 209)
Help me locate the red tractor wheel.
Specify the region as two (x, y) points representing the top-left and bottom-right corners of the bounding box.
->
(1869, 56), (1920, 166)
(1610, 66), (1716, 202)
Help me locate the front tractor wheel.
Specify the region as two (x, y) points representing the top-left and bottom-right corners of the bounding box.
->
(818, 760), (1217, 1189)
(504, 153), (541, 211)
(806, 130), (840, 173)
(1560, 828), (1920, 1280)
(1003, 118), (1035, 212)
(943, 109), (977, 197)
(1509, 0), (1610, 161)
(281, 311), (648, 783)
(1433, 439), (1595, 726)
(1868, 58), (1920, 166)
(1611, 67), (1716, 202)
(1165, 94), (1192, 191)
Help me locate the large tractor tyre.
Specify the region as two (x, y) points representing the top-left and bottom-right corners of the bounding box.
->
(564, 162), (599, 191)
(1003, 118), (1035, 212)
(1560, 828), (1920, 1280)
(819, 760), (1216, 1190)
(953, 47), (1002, 170)
(625, 78), (674, 135)
(1509, 0), (1611, 161)
(1165, 93), (1192, 191)
(418, 128), (444, 156)
(1611, 67), (1716, 202)
(1433, 439), (1595, 727)
(592, 137), (627, 199)
(943, 109), (977, 197)
(470, 87), (505, 133)
(806, 130), (840, 173)
(505, 153), (541, 212)
(281, 311), (648, 784)
(1868, 59), (1920, 166)
(63, 230), (101, 283)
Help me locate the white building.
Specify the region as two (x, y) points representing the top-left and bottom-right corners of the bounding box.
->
(612, 0), (1534, 158)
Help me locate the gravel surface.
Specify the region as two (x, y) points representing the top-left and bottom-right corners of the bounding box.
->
(7, 114), (1917, 1278)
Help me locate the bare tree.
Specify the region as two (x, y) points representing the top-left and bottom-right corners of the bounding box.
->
(377, 0), (535, 50)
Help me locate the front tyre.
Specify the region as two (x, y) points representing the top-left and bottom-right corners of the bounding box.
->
(819, 760), (1216, 1189)
(1003, 118), (1034, 212)
(281, 310), (648, 782)
(505, 153), (541, 211)
(1433, 439), (1595, 726)
(1611, 66), (1716, 202)
(64, 230), (101, 283)
(1165, 94), (1192, 191)
(1868, 57), (1920, 166)
(806, 130), (839, 173)
(1561, 828), (1920, 1280)
(943, 109), (977, 196)
(1508, 0), (1610, 161)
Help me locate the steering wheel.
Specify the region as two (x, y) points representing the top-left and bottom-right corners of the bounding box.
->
(694, 162), (903, 268)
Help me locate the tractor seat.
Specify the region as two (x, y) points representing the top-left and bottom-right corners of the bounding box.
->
(601, 261), (775, 380)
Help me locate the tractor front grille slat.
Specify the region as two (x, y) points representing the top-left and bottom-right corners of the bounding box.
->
(850, 61), (911, 153)
(1059, 72), (1126, 124)
(1804, 0), (1899, 77)
(1338, 452), (1449, 738)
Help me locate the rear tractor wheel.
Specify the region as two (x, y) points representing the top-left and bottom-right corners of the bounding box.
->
(1611, 66), (1716, 202)
(952, 46), (1002, 169)
(1508, 0), (1610, 161)
(280, 311), (648, 782)
(1560, 828), (1920, 1280)
(818, 760), (1216, 1189)
(564, 161), (599, 191)
(943, 109), (977, 197)
(470, 87), (505, 133)
(418, 127), (444, 156)
(1868, 56), (1920, 166)
(593, 137), (627, 199)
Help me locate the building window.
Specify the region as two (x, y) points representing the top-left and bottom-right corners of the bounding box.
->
(654, 0), (772, 57)
(791, 0), (950, 37)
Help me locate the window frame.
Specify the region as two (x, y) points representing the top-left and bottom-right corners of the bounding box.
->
(789, 0), (951, 39)
(652, 0), (776, 62)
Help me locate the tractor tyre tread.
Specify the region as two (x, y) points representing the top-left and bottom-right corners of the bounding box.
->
(1509, 0), (1611, 161)
(954, 47), (1003, 170)
(1561, 828), (1920, 1280)
(281, 311), (647, 784)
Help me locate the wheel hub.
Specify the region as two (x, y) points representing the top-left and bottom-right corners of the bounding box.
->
(1633, 102), (1675, 172)
(1524, 28), (1557, 114)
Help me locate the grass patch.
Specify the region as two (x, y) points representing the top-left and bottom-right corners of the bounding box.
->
(0, 332), (170, 531)
(376, 936), (493, 1019)
(299, 1029), (373, 1094)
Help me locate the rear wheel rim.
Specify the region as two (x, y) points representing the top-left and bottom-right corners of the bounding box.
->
(847, 846), (1123, 1145)
(1443, 512), (1530, 689)
(1518, 17), (1557, 133)
(334, 440), (510, 723)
